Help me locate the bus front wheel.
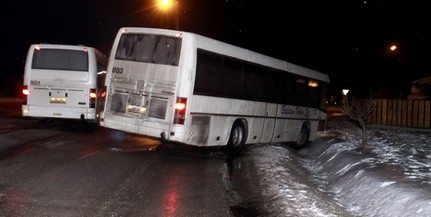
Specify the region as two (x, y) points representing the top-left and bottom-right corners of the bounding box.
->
(291, 124), (310, 150)
(226, 121), (245, 154)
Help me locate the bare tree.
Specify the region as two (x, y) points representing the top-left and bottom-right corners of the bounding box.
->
(342, 95), (377, 152)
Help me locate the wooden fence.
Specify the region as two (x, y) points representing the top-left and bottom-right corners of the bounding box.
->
(366, 99), (431, 128)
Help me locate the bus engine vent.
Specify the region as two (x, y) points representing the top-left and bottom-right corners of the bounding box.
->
(148, 98), (167, 119)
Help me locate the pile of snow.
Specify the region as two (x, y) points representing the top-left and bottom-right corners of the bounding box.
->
(236, 116), (431, 216)
(298, 117), (431, 216)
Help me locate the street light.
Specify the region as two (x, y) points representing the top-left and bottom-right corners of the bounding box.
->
(157, 0), (174, 11)
(388, 43), (406, 98)
(156, 0), (179, 30)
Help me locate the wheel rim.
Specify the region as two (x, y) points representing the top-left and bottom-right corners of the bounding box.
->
(232, 127), (243, 147)
(297, 127), (309, 147)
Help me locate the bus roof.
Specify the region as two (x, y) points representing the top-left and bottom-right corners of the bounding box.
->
(29, 43), (99, 51)
(117, 27), (330, 83)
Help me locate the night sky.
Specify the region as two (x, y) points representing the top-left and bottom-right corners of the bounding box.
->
(2, 0), (430, 98)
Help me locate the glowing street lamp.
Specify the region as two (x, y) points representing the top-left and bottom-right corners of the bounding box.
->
(157, 0), (174, 11)
(156, 0), (179, 30)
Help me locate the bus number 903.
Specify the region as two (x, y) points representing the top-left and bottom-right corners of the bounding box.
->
(112, 67), (123, 74)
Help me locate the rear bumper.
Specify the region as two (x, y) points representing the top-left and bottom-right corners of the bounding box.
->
(22, 105), (96, 121)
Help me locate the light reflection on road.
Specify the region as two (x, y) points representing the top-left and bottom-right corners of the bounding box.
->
(1, 186), (25, 217)
(163, 174), (180, 217)
(107, 130), (161, 152)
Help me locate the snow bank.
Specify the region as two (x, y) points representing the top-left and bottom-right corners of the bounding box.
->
(299, 117), (431, 216)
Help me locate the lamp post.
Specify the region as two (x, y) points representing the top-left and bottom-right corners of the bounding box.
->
(157, 0), (179, 30)
(174, 1), (179, 30)
(388, 43), (405, 98)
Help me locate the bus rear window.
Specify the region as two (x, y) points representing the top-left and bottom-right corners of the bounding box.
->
(32, 49), (89, 71)
(115, 34), (181, 66)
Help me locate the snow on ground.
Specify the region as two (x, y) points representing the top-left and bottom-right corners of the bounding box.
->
(241, 116), (431, 217)
(243, 144), (351, 217)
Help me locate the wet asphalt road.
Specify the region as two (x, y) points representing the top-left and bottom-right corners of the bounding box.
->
(0, 99), (241, 216)
(0, 99), (349, 217)
(0, 117), (238, 216)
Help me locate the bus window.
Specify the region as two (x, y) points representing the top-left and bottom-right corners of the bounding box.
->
(32, 49), (88, 71)
(116, 34), (181, 66)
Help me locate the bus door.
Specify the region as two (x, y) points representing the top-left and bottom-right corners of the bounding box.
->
(260, 103), (277, 143)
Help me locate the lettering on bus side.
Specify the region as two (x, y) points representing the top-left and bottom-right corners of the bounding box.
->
(281, 105), (310, 116)
(281, 105), (295, 115)
(112, 67), (124, 74)
(296, 108), (310, 116)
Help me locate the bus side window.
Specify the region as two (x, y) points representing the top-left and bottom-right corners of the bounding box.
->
(294, 78), (308, 106)
(222, 57), (244, 98)
(265, 70), (283, 103)
(244, 65), (265, 101)
(195, 50), (223, 96)
(282, 75), (295, 105)
(307, 81), (321, 108)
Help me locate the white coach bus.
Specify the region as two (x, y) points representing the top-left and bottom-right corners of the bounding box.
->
(100, 27), (329, 153)
(22, 44), (108, 123)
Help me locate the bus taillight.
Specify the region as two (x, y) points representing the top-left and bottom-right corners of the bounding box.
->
(22, 86), (29, 95)
(22, 85), (29, 105)
(173, 97), (187, 125)
(89, 88), (97, 108)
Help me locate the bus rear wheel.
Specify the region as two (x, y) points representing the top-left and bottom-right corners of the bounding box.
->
(226, 121), (245, 154)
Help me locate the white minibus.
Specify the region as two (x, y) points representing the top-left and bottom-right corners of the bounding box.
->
(22, 44), (108, 123)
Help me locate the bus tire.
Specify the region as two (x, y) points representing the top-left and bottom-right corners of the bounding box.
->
(226, 121), (246, 154)
(291, 123), (310, 150)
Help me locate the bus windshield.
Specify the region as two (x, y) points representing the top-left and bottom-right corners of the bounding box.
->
(115, 33), (182, 66)
(32, 49), (88, 71)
